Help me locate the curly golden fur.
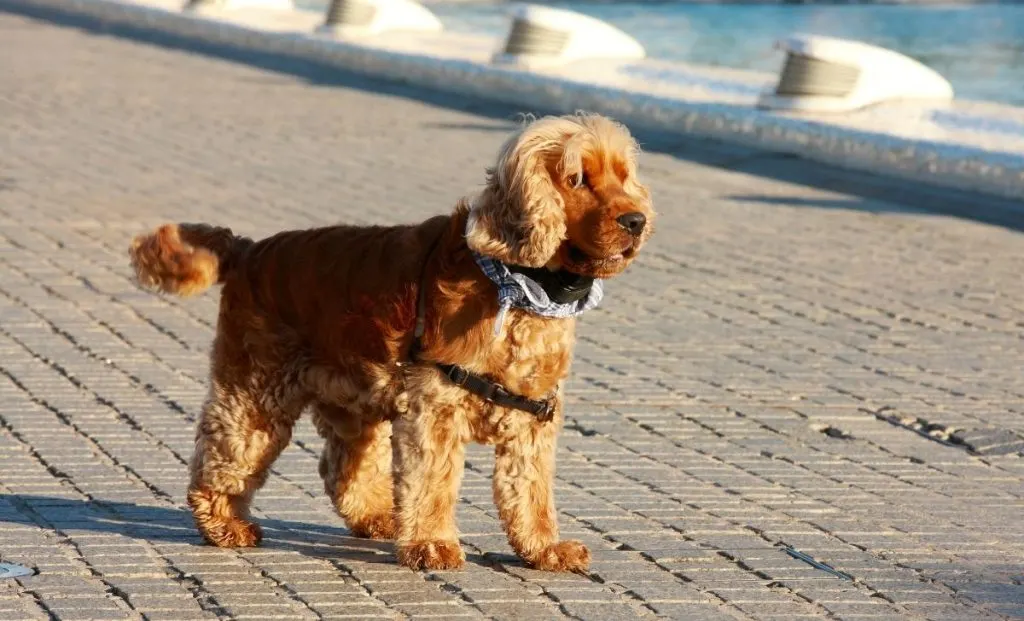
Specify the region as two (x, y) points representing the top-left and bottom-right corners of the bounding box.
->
(128, 113), (654, 572)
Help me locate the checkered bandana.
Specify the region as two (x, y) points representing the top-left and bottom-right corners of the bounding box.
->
(468, 225), (604, 335)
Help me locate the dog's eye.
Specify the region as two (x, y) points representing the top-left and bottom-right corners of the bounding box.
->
(573, 172), (589, 189)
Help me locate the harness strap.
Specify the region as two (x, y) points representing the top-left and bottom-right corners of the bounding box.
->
(435, 362), (555, 422)
(406, 223), (556, 423)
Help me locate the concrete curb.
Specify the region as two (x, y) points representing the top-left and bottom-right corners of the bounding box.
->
(7, 0), (1024, 202)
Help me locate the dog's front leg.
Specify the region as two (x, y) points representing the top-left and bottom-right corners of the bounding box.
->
(492, 411), (590, 573)
(391, 401), (466, 570)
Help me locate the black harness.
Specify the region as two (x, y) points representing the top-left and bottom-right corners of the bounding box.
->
(405, 238), (594, 423)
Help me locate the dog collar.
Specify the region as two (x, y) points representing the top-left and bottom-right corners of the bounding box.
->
(471, 252), (604, 335)
(505, 264), (595, 305)
(466, 216), (603, 335)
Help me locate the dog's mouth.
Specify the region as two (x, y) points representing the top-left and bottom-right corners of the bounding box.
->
(562, 241), (637, 278)
(569, 243), (636, 263)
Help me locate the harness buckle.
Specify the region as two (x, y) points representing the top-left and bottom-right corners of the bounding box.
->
(482, 383), (508, 403)
(536, 399), (556, 423)
(445, 364), (470, 386)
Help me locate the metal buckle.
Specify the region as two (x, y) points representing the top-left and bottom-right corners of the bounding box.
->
(536, 399), (555, 423)
(445, 365), (469, 386)
(483, 383), (508, 404)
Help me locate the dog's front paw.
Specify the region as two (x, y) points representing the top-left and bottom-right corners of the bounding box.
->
(199, 518), (263, 548)
(529, 540), (590, 573)
(397, 540), (465, 570)
(349, 513), (396, 540)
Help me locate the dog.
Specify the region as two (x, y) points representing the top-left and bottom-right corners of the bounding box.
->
(128, 113), (654, 573)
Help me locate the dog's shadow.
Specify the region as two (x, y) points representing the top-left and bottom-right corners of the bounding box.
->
(1, 494), (475, 569)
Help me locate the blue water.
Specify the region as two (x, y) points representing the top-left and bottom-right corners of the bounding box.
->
(422, 2), (1024, 106)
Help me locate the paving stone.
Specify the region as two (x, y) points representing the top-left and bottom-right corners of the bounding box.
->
(643, 601), (740, 620)
(39, 605), (132, 621)
(558, 602), (653, 620)
(306, 602), (396, 616)
(137, 613), (220, 621)
(471, 600), (566, 621)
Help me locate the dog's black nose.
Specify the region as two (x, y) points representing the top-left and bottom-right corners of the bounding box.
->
(616, 212), (647, 236)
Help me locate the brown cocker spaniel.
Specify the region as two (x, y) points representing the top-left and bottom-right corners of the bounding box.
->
(129, 113), (654, 573)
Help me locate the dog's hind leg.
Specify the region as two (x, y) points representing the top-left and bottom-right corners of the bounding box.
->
(186, 333), (305, 547)
(313, 406), (395, 540)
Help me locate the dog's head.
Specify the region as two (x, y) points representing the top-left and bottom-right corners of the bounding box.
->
(466, 113), (653, 279)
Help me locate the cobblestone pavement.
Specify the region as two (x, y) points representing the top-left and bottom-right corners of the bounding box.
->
(2, 10), (1023, 621)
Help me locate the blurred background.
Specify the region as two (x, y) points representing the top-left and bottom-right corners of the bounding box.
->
(299, 0), (1024, 105)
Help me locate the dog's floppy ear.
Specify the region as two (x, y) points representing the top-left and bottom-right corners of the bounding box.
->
(466, 120), (567, 267)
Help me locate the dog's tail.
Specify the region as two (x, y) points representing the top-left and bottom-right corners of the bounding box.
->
(129, 223), (252, 297)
